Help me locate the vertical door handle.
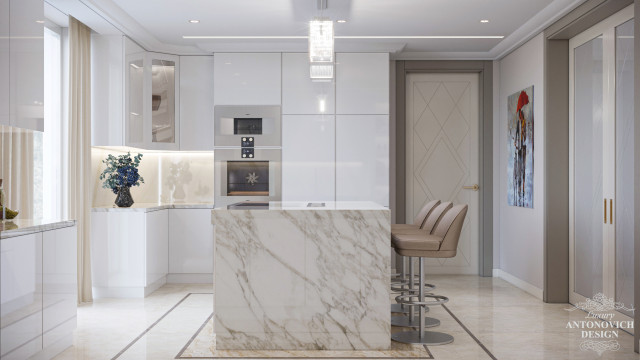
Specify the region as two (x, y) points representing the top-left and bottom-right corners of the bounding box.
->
(610, 199), (613, 224)
(604, 199), (607, 224)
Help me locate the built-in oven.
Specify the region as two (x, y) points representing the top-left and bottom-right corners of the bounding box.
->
(214, 105), (281, 148)
(214, 148), (281, 207)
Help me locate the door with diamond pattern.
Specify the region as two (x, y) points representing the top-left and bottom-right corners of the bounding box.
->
(406, 73), (480, 274)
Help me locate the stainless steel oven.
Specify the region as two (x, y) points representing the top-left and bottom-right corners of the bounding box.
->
(214, 148), (281, 207)
(214, 105), (281, 148)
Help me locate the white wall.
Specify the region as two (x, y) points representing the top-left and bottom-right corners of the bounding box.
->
(494, 33), (545, 293)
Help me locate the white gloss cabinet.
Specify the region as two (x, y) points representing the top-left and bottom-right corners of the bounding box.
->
(179, 56), (215, 151)
(9, 0), (44, 131)
(168, 209), (214, 283)
(0, 0), (9, 127)
(336, 115), (389, 207)
(282, 115), (335, 201)
(282, 53), (335, 115)
(336, 53), (389, 115)
(42, 226), (77, 352)
(214, 53), (281, 105)
(0, 233), (42, 360)
(91, 34), (124, 146)
(91, 210), (169, 298)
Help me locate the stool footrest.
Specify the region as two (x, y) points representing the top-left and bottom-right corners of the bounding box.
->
(395, 294), (449, 306)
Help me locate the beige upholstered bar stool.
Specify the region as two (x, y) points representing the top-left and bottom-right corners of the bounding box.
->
(390, 202), (452, 324)
(390, 199), (440, 314)
(391, 204), (468, 346)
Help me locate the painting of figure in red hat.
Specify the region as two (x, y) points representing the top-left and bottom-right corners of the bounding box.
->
(507, 86), (534, 208)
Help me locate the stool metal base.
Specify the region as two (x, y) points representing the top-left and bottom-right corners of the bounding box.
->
(390, 304), (429, 314)
(391, 330), (454, 346)
(391, 315), (439, 328)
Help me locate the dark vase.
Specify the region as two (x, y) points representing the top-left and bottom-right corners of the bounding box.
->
(115, 187), (134, 207)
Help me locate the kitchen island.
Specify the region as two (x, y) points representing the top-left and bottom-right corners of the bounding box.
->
(211, 201), (390, 350)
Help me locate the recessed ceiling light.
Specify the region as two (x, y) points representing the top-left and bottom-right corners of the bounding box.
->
(35, 20), (44, 24)
(189, 20), (200, 24)
(480, 19), (490, 23)
(337, 20), (347, 23)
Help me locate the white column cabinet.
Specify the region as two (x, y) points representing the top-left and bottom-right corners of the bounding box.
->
(179, 56), (214, 150)
(9, 0), (44, 131)
(145, 209), (169, 287)
(336, 53), (389, 115)
(214, 53), (281, 105)
(282, 115), (335, 201)
(168, 209), (214, 283)
(0, 0), (9, 126)
(282, 53), (335, 115)
(336, 115), (389, 207)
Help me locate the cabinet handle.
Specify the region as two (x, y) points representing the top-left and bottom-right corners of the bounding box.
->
(604, 198), (607, 224)
(610, 199), (613, 224)
(462, 184), (479, 191)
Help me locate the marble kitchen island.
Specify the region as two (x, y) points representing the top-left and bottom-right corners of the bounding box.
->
(211, 201), (390, 350)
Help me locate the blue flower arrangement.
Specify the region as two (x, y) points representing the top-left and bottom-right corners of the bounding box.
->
(99, 152), (145, 194)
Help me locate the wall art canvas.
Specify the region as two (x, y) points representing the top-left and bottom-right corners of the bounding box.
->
(507, 86), (534, 208)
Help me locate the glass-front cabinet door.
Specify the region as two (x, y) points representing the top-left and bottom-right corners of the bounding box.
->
(125, 45), (179, 150)
(569, 5), (634, 327)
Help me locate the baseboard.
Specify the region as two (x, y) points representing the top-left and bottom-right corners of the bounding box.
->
(93, 276), (167, 299)
(167, 273), (213, 284)
(493, 269), (544, 300)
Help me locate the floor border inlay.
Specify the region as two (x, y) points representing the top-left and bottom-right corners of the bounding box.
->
(441, 304), (497, 360)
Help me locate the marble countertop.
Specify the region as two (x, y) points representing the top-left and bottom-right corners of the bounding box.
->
(214, 201), (388, 211)
(1, 219), (77, 239)
(92, 203), (215, 213)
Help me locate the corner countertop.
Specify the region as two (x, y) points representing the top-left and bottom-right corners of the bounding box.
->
(92, 203), (215, 213)
(1, 219), (77, 239)
(214, 201), (388, 211)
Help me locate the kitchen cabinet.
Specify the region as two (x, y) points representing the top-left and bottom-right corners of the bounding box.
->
(214, 53), (281, 105)
(0, 233), (42, 359)
(336, 115), (389, 207)
(282, 115), (335, 201)
(0, 0), (9, 127)
(91, 209), (169, 298)
(124, 41), (180, 150)
(168, 209), (214, 283)
(42, 226), (77, 351)
(336, 53), (389, 115)
(179, 56), (214, 151)
(282, 53), (335, 115)
(91, 34), (125, 146)
(1, 223), (77, 360)
(9, 0), (44, 131)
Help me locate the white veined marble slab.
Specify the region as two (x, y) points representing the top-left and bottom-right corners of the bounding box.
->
(91, 203), (214, 213)
(212, 202), (390, 350)
(0, 219), (76, 239)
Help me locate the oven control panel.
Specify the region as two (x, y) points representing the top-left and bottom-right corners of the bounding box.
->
(241, 148), (254, 158)
(241, 137), (254, 148)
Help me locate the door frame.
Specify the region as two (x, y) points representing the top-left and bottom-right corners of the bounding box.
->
(568, 5), (634, 324)
(394, 60), (493, 277)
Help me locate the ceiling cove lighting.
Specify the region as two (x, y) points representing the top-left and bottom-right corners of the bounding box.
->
(309, 19), (334, 80)
(182, 35), (504, 39)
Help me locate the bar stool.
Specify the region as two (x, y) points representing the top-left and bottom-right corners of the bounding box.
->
(390, 202), (452, 325)
(390, 199), (440, 314)
(390, 204), (468, 345)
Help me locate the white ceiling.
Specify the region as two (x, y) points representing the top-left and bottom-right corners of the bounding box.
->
(48, 0), (586, 59)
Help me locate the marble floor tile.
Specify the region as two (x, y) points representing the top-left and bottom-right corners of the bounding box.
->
(53, 276), (640, 360)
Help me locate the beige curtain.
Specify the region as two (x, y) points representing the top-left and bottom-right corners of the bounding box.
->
(68, 17), (93, 303)
(0, 126), (34, 219)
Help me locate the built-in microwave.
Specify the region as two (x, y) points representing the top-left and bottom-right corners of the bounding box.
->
(214, 148), (281, 207)
(214, 105), (281, 148)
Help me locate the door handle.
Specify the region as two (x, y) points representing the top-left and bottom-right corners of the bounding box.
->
(610, 199), (613, 224)
(463, 184), (479, 191)
(604, 198), (607, 224)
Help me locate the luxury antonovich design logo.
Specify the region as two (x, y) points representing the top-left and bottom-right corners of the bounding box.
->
(565, 293), (635, 356)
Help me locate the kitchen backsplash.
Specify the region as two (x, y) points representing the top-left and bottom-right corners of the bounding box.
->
(92, 147), (214, 206)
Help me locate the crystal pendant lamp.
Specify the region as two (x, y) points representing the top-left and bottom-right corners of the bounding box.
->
(309, 19), (334, 81)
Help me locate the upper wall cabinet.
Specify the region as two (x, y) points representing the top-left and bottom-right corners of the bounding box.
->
(125, 44), (180, 150)
(0, 0), (9, 127)
(9, 0), (44, 131)
(282, 53), (335, 115)
(336, 53), (389, 115)
(214, 53), (281, 105)
(91, 35), (125, 146)
(180, 56), (214, 151)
